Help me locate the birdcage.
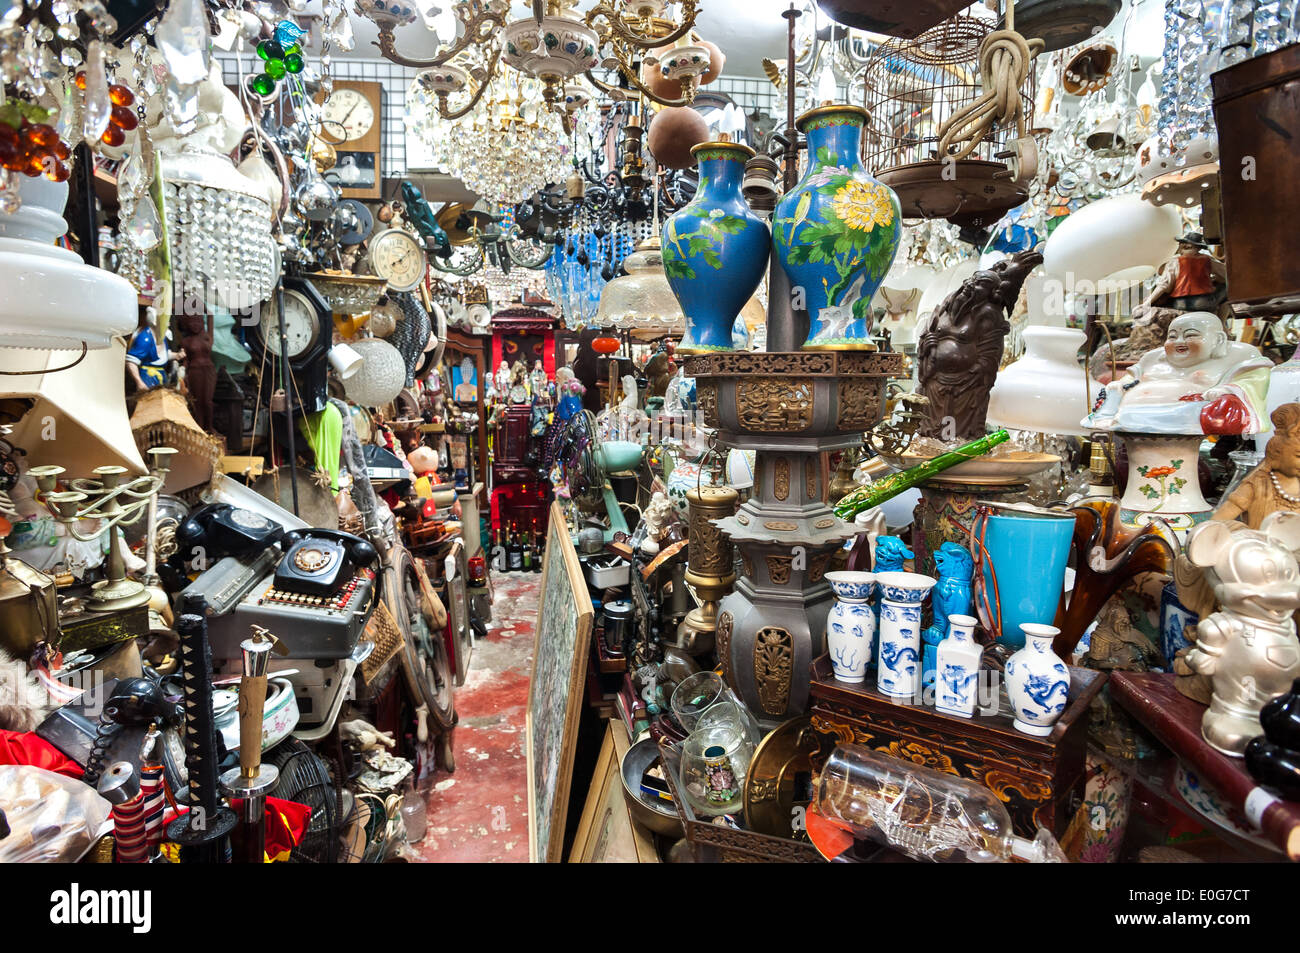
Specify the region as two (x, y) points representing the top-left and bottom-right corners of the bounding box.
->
(858, 15), (1037, 229)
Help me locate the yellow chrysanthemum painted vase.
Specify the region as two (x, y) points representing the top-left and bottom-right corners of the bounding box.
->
(662, 141), (771, 354)
(773, 104), (902, 350)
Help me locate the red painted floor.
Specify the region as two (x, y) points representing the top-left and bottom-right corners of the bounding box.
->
(416, 571), (540, 862)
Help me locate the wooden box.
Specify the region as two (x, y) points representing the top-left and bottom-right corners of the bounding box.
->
(807, 654), (1106, 838)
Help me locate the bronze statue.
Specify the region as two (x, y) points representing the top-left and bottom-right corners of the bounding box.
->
(917, 250), (1042, 443)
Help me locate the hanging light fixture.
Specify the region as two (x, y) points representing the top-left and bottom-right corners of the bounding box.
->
(358, 0), (710, 115)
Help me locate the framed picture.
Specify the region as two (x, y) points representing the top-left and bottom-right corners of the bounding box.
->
(569, 721), (660, 863)
(527, 501), (594, 862)
(451, 359), (478, 404)
(330, 151), (377, 191)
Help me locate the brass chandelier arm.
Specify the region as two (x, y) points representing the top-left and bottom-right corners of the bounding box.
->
(584, 0), (700, 50)
(371, 8), (508, 69)
(585, 51), (697, 108)
(436, 49), (505, 120)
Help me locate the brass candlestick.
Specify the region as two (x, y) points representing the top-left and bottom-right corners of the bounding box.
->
(28, 446), (176, 612)
(678, 484), (738, 655)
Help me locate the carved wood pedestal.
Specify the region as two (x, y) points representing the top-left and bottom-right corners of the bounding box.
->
(808, 655), (1107, 837)
(685, 351), (903, 726)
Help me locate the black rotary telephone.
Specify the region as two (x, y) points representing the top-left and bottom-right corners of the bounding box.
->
(275, 529), (379, 598)
(176, 503), (285, 560)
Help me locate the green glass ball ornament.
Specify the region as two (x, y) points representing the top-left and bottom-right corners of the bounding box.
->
(258, 39), (285, 62)
(284, 52), (304, 74)
(265, 58), (286, 79)
(251, 73), (276, 96)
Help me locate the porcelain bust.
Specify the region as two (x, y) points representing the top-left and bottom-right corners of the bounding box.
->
(1084, 312), (1271, 436)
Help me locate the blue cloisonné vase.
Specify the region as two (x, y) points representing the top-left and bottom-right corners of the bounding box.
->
(773, 104), (902, 350)
(662, 141), (770, 354)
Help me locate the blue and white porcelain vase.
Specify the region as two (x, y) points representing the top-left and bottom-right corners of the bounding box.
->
(662, 141), (770, 354)
(824, 571), (876, 683)
(874, 571), (936, 699)
(1005, 623), (1071, 736)
(935, 614), (982, 718)
(772, 104), (902, 350)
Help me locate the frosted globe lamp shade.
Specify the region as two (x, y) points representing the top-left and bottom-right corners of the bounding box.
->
(343, 338), (407, 407)
(594, 238), (685, 332)
(916, 258), (980, 338)
(1042, 195), (1180, 290)
(986, 327), (1094, 436)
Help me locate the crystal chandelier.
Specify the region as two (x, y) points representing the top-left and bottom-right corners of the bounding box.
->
(407, 65), (589, 204)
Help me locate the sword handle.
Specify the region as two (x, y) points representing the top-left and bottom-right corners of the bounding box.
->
(238, 673), (267, 778)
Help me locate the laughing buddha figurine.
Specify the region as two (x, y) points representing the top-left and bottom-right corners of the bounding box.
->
(1084, 312), (1271, 436)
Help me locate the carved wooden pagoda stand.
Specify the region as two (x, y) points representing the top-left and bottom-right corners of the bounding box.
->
(685, 351), (904, 726)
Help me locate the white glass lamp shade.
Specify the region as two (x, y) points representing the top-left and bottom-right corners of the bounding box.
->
(1042, 195), (1181, 289)
(343, 338), (407, 406)
(1022, 274), (1067, 327)
(915, 258), (980, 338)
(986, 327), (1093, 436)
(0, 176), (136, 350)
(594, 239), (685, 331)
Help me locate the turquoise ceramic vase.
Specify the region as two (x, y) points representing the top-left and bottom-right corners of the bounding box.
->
(662, 141), (770, 354)
(773, 104), (902, 350)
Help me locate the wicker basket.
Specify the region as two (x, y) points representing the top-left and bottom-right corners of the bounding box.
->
(360, 600), (404, 685)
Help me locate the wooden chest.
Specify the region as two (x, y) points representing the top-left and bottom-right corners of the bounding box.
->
(807, 655), (1106, 838)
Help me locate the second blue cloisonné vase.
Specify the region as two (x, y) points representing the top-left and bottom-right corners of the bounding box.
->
(773, 104), (902, 350)
(662, 140), (770, 354)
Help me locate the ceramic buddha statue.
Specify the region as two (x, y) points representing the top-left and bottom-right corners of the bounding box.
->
(1084, 312), (1271, 436)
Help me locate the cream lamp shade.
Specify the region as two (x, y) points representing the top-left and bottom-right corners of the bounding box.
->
(0, 339), (148, 475)
(1041, 195), (1181, 290)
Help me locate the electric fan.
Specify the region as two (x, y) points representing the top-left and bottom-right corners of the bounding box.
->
(265, 737), (341, 863)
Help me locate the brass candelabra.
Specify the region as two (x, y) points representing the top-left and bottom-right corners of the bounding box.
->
(28, 447), (176, 612)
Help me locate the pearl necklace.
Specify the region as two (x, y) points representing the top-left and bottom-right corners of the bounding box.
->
(1270, 471), (1300, 504)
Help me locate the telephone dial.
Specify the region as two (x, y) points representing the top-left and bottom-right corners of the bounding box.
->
(276, 529), (378, 597)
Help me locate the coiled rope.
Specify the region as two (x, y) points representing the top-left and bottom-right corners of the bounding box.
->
(935, 1), (1044, 161)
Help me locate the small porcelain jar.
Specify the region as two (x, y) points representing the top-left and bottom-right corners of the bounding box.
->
(1005, 623), (1071, 736)
(824, 571), (876, 683)
(935, 614), (982, 718)
(874, 571), (936, 699)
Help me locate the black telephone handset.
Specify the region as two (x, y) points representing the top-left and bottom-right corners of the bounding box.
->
(275, 529), (379, 598)
(177, 503), (285, 560)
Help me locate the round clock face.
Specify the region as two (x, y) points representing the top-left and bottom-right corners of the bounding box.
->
(259, 290), (321, 359)
(370, 228), (427, 292)
(322, 88), (375, 143)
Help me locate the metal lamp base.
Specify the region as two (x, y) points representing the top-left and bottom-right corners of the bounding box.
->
(87, 577), (151, 612)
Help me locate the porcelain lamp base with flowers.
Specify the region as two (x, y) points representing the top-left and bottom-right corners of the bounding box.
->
(1117, 432), (1211, 534)
(773, 104), (902, 351)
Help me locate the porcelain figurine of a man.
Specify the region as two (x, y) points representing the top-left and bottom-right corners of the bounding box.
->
(1084, 311), (1271, 436)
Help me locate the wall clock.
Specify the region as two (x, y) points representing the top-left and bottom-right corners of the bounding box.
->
(248, 276), (334, 413)
(316, 80), (383, 200)
(369, 227), (427, 292)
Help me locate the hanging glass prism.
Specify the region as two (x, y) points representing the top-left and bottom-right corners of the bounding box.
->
(154, 0), (210, 87)
(123, 192), (162, 251)
(81, 41), (111, 146)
